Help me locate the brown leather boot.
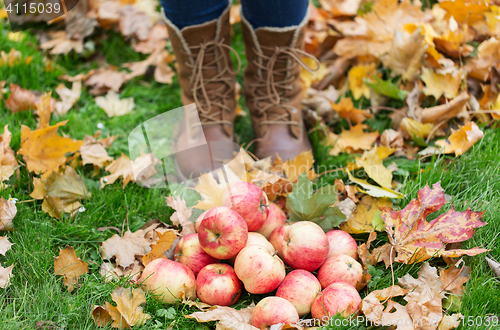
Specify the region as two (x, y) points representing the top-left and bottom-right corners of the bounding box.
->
(241, 9), (318, 161)
(163, 5), (240, 180)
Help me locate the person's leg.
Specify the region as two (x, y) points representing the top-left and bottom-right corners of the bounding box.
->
(160, 0), (229, 29)
(240, 0), (316, 161)
(241, 0), (309, 28)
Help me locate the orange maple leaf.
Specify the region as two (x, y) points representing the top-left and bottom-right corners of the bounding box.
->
(379, 182), (488, 264)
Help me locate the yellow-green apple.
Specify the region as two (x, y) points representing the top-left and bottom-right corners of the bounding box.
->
(268, 223), (290, 259)
(251, 297), (299, 329)
(195, 210), (208, 232)
(234, 245), (285, 294)
(256, 202), (287, 239)
(222, 182), (269, 231)
(282, 222), (329, 271)
(139, 258), (196, 304)
(326, 230), (358, 260)
(198, 206), (248, 259)
(311, 282), (361, 320)
(174, 233), (219, 277)
(196, 263), (242, 306)
(276, 270), (321, 316)
(317, 254), (363, 289)
(228, 232), (275, 264)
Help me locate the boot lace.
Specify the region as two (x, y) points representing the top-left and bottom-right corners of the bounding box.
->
(251, 45), (319, 126)
(182, 38), (241, 128)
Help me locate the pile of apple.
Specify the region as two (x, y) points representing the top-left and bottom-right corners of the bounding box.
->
(140, 182), (364, 329)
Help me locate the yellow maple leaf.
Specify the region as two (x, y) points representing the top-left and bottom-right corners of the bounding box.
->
(421, 67), (463, 100)
(327, 123), (379, 156)
(341, 195), (392, 234)
(331, 97), (370, 124)
(436, 121), (484, 156)
(400, 117), (435, 139)
(282, 150), (317, 183)
(18, 120), (83, 175)
(355, 146), (395, 189)
(348, 63), (377, 100)
(194, 166), (243, 211)
(36, 92), (52, 129)
(142, 230), (178, 266)
(300, 58), (329, 90)
(439, 0), (490, 24)
(54, 246), (89, 292)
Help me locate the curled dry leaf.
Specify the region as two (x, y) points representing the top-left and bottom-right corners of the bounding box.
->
(142, 230), (178, 266)
(186, 305), (258, 330)
(400, 117), (435, 139)
(165, 196), (194, 236)
(100, 153), (161, 189)
(95, 91), (135, 118)
(380, 182), (488, 264)
(346, 170), (404, 199)
(486, 256), (500, 279)
(92, 287), (150, 329)
(0, 236), (13, 256)
(417, 92), (470, 124)
(0, 125), (18, 184)
(101, 229), (152, 268)
(18, 120), (83, 175)
(54, 246), (89, 292)
(0, 264), (14, 288)
(354, 146), (396, 190)
(0, 197), (17, 231)
(54, 81), (81, 116)
(435, 122), (484, 156)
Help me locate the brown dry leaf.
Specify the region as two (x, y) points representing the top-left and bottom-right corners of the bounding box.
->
(0, 264), (14, 288)
(36, 92), (53, 129)
(486, 256), (500, 279)
(380, 129), (404, 149)
(119, 5), (152, 41)
(434, 30), (474, 59)
(194, 166), (243, 210)
(466, 37), (500, 81)
(439, 265), (470, 296)
(166, 196), (194, 236)
(113, 260), (144, 283)
(80, 142), (113, 168)
(327, 123), (379, 156)
(0, 49), (26, 67)
(355, 146), (396, 189)
(421, 67), (463, 100)
(186, 305), (258, 330)
(133, 23), (168, 54)
(249, 170), (292, 202)
(154, 50), (176, 84)
(282, 150), (317, 183)
(100, 153), (160, 189)
(382, 29), (426, 81)
(331, 97), (370, 124)
(18, 120), (83, 174)
(95, 91), (135, 118)
(348, 63), (377, 100)
(418, 92), (470, 124)
(101, 229), (151, 268)
(54, 246), (89, 292)
(0, 197), (17, 231)
(92, 287), (150, 329)
(60, 70), (96, 82)
(380, 182), (488, 264)
(54, 81), (81, 116)
(0, 125), (18, 184)
(85, 68), (128, 95)
(335, 179), (359, 203)
(5, 83), (37, 112)
(142, 230), (178, 266)
(341, 195), (392, 234)
(40, 31), (84, 55)
(0, 236), (13, 256)
(436, 122), (484, 156)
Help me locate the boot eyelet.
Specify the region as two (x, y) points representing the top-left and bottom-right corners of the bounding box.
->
(289, 84), (294, 90)
(291, 108), (297, 113)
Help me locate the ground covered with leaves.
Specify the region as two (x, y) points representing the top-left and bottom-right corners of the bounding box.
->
(0, 0), (500, 329)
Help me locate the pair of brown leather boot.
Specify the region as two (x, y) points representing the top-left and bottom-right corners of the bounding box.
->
(163, 5), (317, 180)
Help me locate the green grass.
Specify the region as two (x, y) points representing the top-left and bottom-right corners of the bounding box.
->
(1, 19), (499, 330)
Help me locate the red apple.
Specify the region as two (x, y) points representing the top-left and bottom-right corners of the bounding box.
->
(222, 182), (269, 231)
(282, 222), (329, 271)
(317, 254), (363, 289)
(326, 230), (358, 260)
(139, 258), (196, 304)
(268, 224), (290, 260)
(228, 232), (275, 264)
(198, 206), (248, 259)
(256, 202), (287, 239)
(195, 210), (208, 232)
(234, 245), (285, 294)
(196, 264), (242, 306)
(276, 270), (321, 316)
(174, 233), (219, 277)
(251, 297), (299, 330)
(311, 282), (361, 320)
